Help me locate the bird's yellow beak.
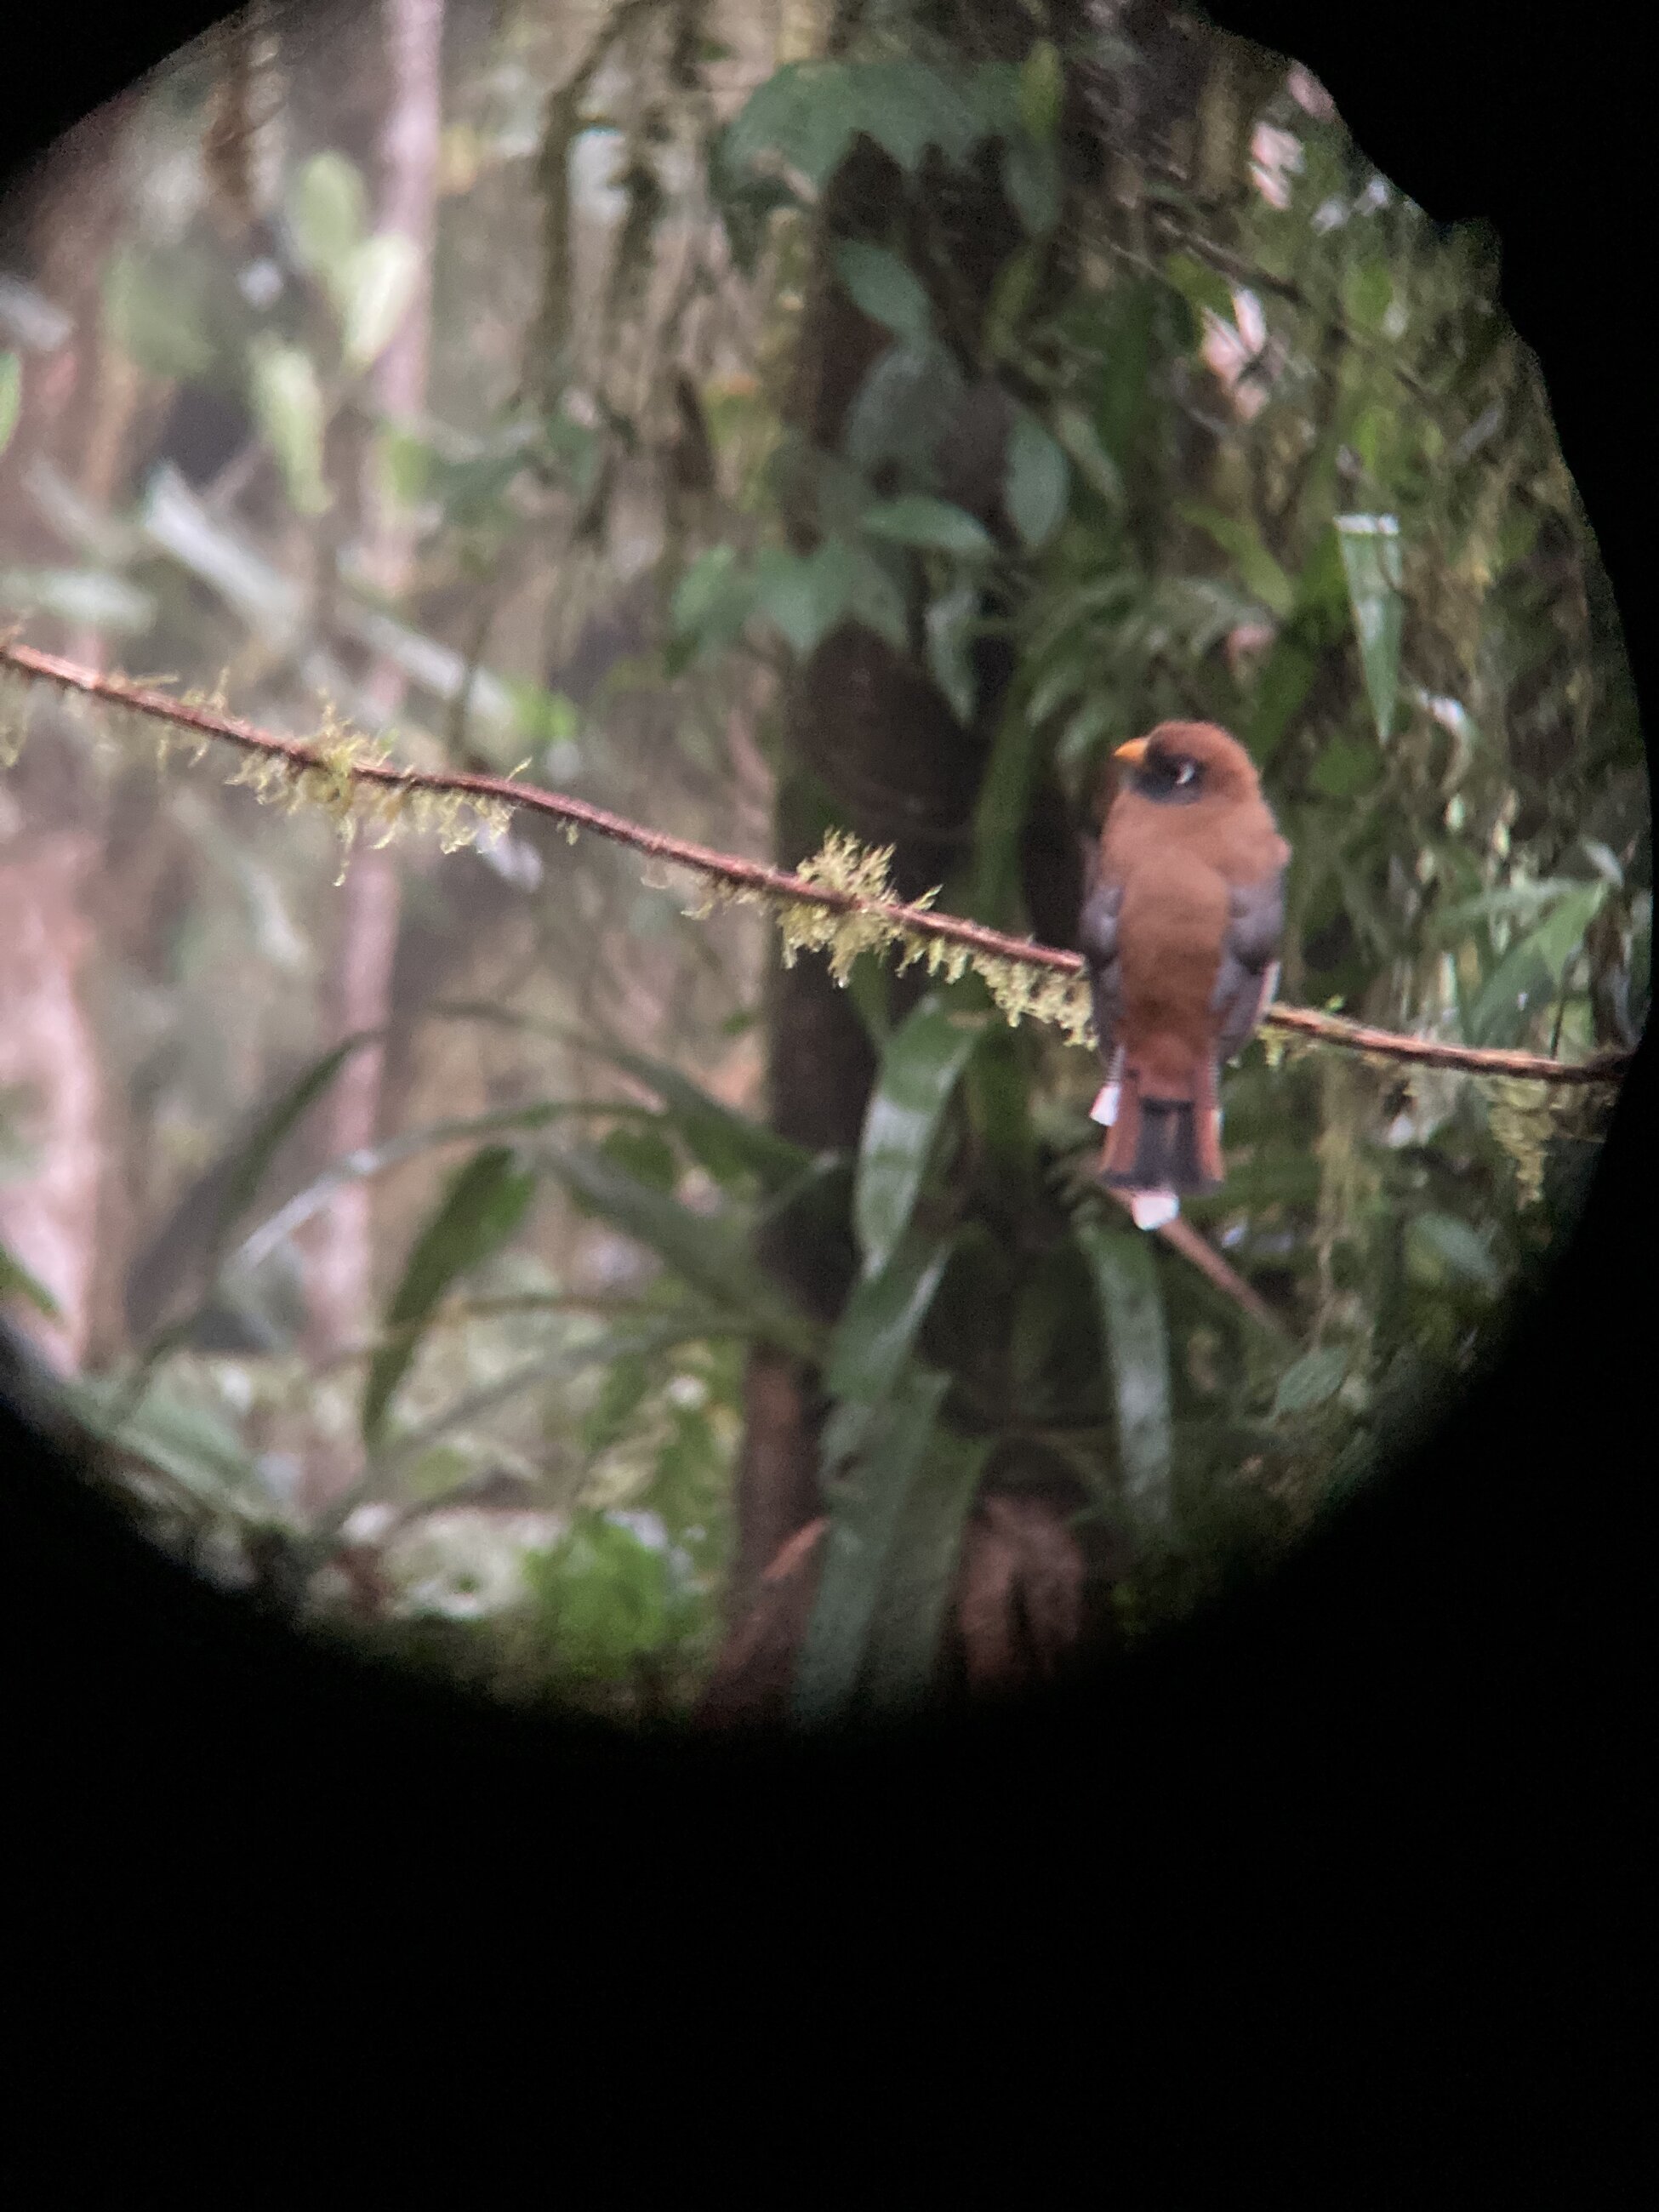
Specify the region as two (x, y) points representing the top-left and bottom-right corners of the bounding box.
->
(1114, 738), (1149, 766)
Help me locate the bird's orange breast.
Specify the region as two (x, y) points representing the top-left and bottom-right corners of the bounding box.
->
(1113, 851), (1230, 1092)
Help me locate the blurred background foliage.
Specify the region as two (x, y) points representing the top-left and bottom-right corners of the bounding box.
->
(0, 0), (1645, 1727)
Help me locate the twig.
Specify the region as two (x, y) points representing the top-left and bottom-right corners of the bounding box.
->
(1115, 1193), (1291, 1339)
(0, 639), (1633, 1087)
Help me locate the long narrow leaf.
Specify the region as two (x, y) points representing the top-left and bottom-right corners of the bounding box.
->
(1467, 880), (1607, 1046)
(576, 1040), (812, 1191)
(854, 1001), (982, 1275)
(544, 1147), (820, 1360)
(231, 1098), (641, 1277)
(1336, 513), (1405, 742)
(1177, 503), (1294, 619)
(362, 1146), (537, 1445)
(1076, 1217), (1173, 1528)
(825, 1224), (955, 1403)
(0, 1238), (61, 1319)
(423, 1007), (811, 1189)
(790, 1366), (951, 1728)
(210, 1032), (377, 1267)
(63, 1374), (276, 1517)
(860, 1429), (993, 1716)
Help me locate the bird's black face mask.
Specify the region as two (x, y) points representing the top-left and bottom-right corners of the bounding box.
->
(1132, 749), (1206, 804)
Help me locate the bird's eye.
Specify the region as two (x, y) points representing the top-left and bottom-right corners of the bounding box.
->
(1174, 761), (1196, 786)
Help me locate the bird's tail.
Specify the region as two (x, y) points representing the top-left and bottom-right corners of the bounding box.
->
(1099, 1062), (1224, 1194)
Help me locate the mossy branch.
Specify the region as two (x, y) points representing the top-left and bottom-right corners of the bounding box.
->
(0, 639), (1633, 1089)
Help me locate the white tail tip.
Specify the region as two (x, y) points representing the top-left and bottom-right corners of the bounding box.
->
(1091, 1082), (1121, 1127)
(1130, 1189), (1180, 1232)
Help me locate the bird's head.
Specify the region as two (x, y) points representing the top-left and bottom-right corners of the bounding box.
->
(1113, 721), (1263, 808)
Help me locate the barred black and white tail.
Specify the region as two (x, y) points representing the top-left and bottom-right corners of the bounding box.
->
(1097, 1063), (1225, 1195)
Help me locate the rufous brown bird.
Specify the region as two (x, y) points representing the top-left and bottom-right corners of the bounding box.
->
(1079, 721), (1289, 1229)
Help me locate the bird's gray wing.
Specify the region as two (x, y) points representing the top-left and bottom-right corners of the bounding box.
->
(1211, 871), (1286, 1062)
(1078, 879), (1124, 1060)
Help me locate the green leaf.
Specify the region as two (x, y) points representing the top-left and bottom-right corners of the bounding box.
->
(1090, 277), (1158, 470)
(0, 567), (157, 636)
(376, 424), (431, 505)
(599, 1121), (679, 1193)
(339, 233), (419, 369)
(1017, 39), (1064, 142)
(1309, 733), (1382, 799)
(1530, 878), (1611, 978)
(670, 544), (756, 658)
(1001, 134), (1061, 237)
(854, 60), (986, 173)
(525, 1511), (688, 1677)
(1004, 410), (1070, 550)
(1432, 876), (1599, 941)
(834, 241), (932, 346)
(1246, 634), (1316, 766)
(0, 1238), (60, 1319)
(362, 1146), (537, 1445)
(718, 61), (860, 189)
(582, 1352), (653, 1455)
(401, 1443), (474, 1501)
(863, 495), (993, 556)
(67, 1375), (272, 1516)
(545, 1147), (819, 1360)
(963, 1020), (1037, 1198)
(855, 1000), (981, 1275)
(1076, 1218), (1172, 1527)
(248, 340), (332, 517)
(288, 151), (368, 288)
(860, 1428), (992, 1717)
(1054, 694), (1119, 778)
(227, 1097), (628, 1281)
(712, 162), (802, 276)
(1466, 881), (1607, 1046)
(755, 540), (854, 658)
(842, 339), (966, 476)
(0, 351), (20, 460)
(972, 698), (1045, 922)
(1344, 260), (1393, 336)
(1051, 402), (1124, 506)
(843, 540), (910, 652)
(1162, 251), (1234, 321)
(721, 60), (989, 193)
(790, 1365), (951, 1727)
(574, 1040), (811, 1193)
(102, 248), (214, 380)
(1405, 1213), (1501, 1297)
(1272, 1344), (1348, 1417)
(983, 244), (1043, 361)
(211, 1034), (373, 1268)
(825, 1224), (956, 1403)
(1178, 504), (1295, 619)
(1246, 527), (1348, 763)
(1336, 514), (1405, 741)
(925, 580), (980, 723)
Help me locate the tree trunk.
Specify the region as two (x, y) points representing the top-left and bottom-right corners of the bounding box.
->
(703, 2), (1099, 1723)
(0, 105), (141, 1371)
(299, 0), (443, 1504)
(0, 830), (102, 1370)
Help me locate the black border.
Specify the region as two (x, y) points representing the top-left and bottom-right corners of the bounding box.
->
(3, 0), (1650, 2160)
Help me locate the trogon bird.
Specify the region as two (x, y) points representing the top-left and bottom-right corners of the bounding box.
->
(1079, 721), (1290, 1230)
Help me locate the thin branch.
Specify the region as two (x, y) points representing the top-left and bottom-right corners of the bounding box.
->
(0, 639), (1633, 1086)
(1117, 1194), (1291, 1340)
